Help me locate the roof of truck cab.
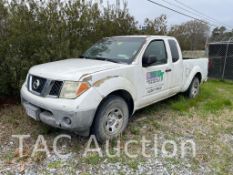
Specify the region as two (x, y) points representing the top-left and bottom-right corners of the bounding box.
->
(112, 35), (176, 40)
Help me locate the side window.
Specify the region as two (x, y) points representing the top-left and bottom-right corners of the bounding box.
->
(168, 40), (180, 62)
(143, 40), (167, 66)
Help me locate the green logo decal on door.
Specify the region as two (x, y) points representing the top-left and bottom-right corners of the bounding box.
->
(146, 70), (164, 84)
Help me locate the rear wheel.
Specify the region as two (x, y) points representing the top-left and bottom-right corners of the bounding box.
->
(187, 77), (200, 98)
(93, 95), (129, 143)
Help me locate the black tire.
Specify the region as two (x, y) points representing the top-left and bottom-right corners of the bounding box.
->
(93, 95), (129, 143)
(187, 77), (200, 99)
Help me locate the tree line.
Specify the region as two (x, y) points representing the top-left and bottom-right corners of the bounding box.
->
(0, 0), (226, 98)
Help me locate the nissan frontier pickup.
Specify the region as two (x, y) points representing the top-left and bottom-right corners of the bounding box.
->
(21, 36), (208, 142)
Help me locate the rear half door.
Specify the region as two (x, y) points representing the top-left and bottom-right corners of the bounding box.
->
(168, 39), (183, 92)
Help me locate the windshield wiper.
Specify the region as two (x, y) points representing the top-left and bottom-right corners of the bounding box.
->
(94, 57), (119, 63)
(82, 56), (119, 63)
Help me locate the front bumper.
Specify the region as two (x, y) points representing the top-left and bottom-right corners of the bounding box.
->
(20, 83), (102, 136)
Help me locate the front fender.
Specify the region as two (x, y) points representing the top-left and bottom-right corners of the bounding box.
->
(92, 76), (137, 101)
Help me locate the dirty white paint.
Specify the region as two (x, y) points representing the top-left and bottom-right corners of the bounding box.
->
(79, 36), (208, 111)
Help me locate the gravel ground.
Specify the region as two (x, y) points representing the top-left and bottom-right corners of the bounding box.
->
(0, 152), (196, 175)
(0, 128), (228, 175)
(0, 80), (233, 175)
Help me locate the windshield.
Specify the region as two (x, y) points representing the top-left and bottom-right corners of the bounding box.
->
(81, 37), (146, 64)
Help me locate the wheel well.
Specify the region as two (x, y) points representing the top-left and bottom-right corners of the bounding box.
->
(108, 90), (134, 117)
(195, 72), (202, 82)
(95, 90), (134, 118)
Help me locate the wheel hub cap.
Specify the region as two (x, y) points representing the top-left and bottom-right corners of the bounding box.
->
(192, 80), (199, 96)
(105, 108), (124, 135)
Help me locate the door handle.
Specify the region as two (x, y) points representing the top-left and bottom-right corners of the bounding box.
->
(165, 68), (172, 73)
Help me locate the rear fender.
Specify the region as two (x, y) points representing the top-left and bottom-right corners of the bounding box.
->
(182, 66), (202, 92)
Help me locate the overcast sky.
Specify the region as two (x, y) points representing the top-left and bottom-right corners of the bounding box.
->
(104, 0), (233, 30)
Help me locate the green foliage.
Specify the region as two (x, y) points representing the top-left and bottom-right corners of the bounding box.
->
(0, 0), (138, 97)
(210, 26), (233, 42)
(0, 0), (213, 98)
(169, 20), (210, 50)
(140, 14), (167, 35)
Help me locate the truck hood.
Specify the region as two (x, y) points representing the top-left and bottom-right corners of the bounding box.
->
(29, 58), (122, 80)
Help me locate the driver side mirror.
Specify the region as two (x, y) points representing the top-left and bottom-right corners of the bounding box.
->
(142, 55), (158, 67)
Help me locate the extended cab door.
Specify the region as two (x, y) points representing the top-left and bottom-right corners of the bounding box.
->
(168, 39), (183, 92)
(139, 39), (173, 106)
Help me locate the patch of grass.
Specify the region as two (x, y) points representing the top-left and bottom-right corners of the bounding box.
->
(47, 160), (62, 169)
(3, 152), (15, 164)
(80, 173), (91, 175)
(170, 80), (233, 113)
(31, 152), (47, 163)
(225, 126), (233, 134)
(170, 96), (190, 112)
(127, 160), (139, 170)
(209, 143), (233, 175)
(107, 155), (140, 170)
(165, 157), (182, 165)
(107, 156), (122, 163)
(150, 120), (161, 129)
(189, 157), (201, 172)
(82, 153), (104, 165)
(203, 98), (232, 112)
(129, 125), (140, 135)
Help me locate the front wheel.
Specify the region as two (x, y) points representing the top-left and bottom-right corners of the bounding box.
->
(187, 77), (200, 99)
(93, 95), (129, 143)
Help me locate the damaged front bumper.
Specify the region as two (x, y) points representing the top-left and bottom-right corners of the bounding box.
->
(20, 83), (102, 136)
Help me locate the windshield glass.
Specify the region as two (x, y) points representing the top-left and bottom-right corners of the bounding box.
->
(82, 37), (146, 64)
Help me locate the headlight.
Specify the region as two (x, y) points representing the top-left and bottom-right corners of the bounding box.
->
(59, 81), (90, 99)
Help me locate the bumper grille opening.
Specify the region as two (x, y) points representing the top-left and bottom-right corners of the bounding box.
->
(28, 74), (63, 97)
(49, 81), (63, 97)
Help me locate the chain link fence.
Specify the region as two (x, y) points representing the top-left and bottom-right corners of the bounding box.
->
(208, 37), (233, 81)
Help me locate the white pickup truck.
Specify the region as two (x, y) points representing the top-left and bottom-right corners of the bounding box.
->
(21, 36), (208, 142)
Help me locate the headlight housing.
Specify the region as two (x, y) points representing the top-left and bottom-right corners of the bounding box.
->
(59, 81), (90, 99)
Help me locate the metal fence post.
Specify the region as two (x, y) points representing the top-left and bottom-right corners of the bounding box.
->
(221, 37), (233, 80)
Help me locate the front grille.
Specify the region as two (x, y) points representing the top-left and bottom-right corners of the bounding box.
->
(28, 75), (63, 97)
(30, 75), (46, 94)
(49, 81), (63, 97)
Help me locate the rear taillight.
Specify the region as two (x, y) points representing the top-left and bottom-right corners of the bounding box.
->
(208, 58), (213, 70)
